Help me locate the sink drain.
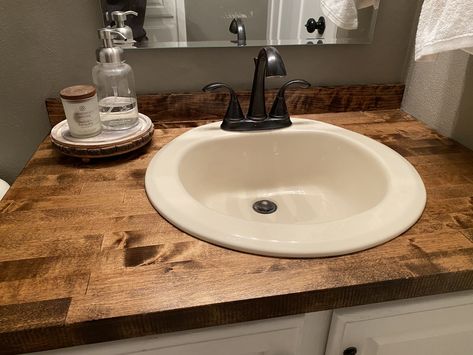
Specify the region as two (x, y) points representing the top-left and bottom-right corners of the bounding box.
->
(253, 200), (277, 214)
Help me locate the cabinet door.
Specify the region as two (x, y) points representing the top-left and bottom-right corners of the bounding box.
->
(34, 311), (331, 355)
(133, 311), (330, 355)
(144, 0), (186, 42)
(325, 290), (473, 355)
(132, 327), (297, 355)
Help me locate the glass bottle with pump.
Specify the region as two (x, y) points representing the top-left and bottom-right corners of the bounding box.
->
(92, 28), (139, 130)
(110, 11), (138, 42)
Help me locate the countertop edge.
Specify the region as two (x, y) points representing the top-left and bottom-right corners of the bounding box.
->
(2, 271), (473, 354)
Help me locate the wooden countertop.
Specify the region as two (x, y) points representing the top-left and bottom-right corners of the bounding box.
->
(2, 110), (473, 354)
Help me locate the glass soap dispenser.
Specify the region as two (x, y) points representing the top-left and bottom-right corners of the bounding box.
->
(92, 28), (139, 130)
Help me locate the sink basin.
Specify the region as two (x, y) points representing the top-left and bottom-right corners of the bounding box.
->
(145, 118), (426, 257)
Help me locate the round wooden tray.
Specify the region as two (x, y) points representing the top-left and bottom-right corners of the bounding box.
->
(51, 113), (154, 159)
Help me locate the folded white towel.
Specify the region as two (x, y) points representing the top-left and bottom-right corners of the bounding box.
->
(415, 0), (473, 61)
(321, 0), (379, 30)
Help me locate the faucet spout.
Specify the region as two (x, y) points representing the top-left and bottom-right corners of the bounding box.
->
(229, 18), (247, 46)
(247, 47), (287, 121)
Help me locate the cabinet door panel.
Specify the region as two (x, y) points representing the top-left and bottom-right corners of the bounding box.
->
(326, 291), (473, 355)
(34, 311), (331, 355)
(133, 328), (296, 355)
(365, 325), (473, 355)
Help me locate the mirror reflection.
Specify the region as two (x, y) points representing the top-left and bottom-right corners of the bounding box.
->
(100, 0), (379, 48)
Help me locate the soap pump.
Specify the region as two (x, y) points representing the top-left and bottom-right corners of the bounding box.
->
(92, 28), (139, 131)
(111, 11), (138, 43)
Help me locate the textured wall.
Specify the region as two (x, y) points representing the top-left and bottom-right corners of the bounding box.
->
(0, 1), (102, 184)
(403, 50), (473, 150)
(185, 0), (268, 41)
(453, 57), (473, 149)
(1, 0), (419, 183)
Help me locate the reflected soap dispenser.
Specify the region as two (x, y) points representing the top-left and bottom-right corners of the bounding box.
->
(111, 11), (138, 43)
(92, 28), (139, 130)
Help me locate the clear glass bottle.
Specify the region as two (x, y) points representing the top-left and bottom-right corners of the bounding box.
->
(92, 28), (139, 130)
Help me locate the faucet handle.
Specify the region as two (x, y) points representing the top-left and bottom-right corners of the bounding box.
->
(269, 79), (311, 119)
(203, 83), (245, 122)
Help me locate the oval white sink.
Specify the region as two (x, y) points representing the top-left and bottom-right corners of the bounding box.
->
(145, 118), (426, 257)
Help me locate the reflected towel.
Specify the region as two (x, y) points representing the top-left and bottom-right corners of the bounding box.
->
(416, 0), (473, 61)
(321, 0), (379, 30)
(0, 179), (9, 200)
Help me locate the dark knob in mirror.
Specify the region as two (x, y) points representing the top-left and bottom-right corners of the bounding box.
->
(343, 346), (358, 355)
(305, 16), (326, 35)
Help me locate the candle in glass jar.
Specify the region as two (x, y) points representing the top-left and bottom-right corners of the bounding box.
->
(60, 85), (102, 138)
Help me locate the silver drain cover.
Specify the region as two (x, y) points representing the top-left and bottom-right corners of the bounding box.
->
(253, 200), (277, 214)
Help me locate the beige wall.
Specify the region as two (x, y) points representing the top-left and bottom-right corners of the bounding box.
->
(453, 57), (473, 148)
(184, 0), (268, 41)
(1, 0), (419, 183)
(0, 1), (102, 184)
(402, 49), (473, 150)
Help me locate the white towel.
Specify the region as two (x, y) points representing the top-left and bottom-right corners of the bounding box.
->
(415, 0), (473, 61)
(0, 179), (9, 200)
(320, 0), (379, 30)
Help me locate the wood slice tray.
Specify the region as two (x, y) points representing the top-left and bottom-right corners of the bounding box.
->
(51, 113), (154, 159)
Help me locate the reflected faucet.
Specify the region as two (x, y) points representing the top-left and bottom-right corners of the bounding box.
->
(247, 47), (287, 121)
(229, 18), (246, 46)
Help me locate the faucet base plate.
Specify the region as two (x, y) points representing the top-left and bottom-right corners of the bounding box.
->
(221, 117), (292, 131)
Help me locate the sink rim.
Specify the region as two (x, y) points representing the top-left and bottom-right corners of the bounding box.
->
(145, 118), (426, 257)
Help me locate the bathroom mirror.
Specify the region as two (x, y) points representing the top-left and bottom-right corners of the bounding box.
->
(100, 0), (379, 48)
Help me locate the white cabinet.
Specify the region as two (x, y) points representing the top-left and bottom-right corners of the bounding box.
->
(33, 290), (473, 355)
(325, 290), (473, 355)
(35, 311), (332, 355)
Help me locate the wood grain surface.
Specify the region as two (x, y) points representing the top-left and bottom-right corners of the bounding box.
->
(2, 109), (473, 354)
(45, 84), (404, 127)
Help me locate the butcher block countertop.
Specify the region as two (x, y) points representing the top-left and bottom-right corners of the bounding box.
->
(2, 109), (473, 354)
